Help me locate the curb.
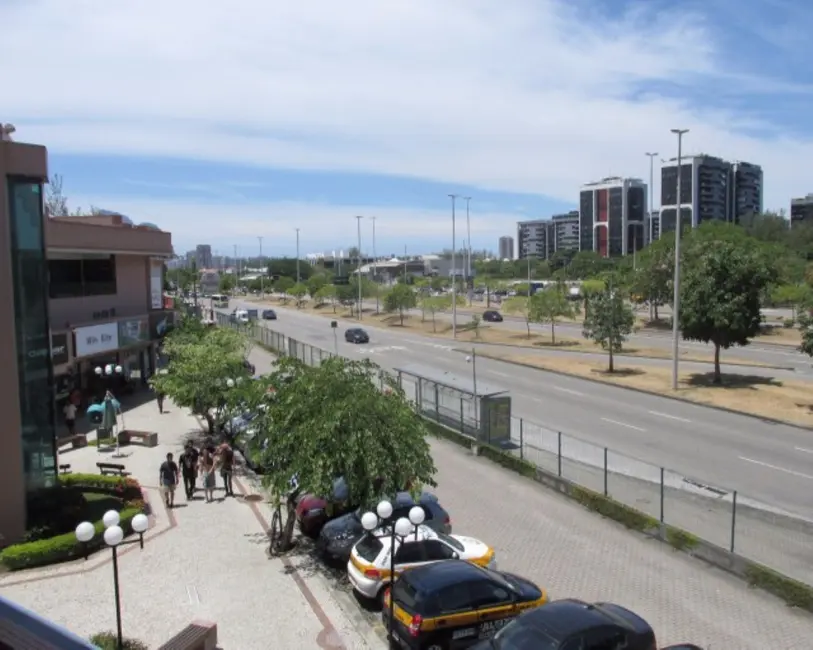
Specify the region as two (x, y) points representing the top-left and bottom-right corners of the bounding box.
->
(459, 350), (813, 432)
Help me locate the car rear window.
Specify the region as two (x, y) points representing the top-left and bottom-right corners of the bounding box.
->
(392, 577), (422, 614)
(436, 533), (464, 552)
(492, 621), (557, 650)
(355, 535), (384, 563)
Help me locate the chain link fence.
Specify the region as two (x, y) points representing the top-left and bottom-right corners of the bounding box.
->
(216, 316), (813, 586)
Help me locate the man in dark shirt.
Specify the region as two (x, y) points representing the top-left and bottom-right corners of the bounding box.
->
(218, 442), (235, 497)
(178, 441), (199, 500)
(159, 452), (180, 508)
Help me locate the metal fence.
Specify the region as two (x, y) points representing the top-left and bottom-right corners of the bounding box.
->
(218, 315), (813, 587)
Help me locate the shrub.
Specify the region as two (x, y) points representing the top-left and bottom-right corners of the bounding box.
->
(25, 487), (88, 541)
(59, 474), (142, 501)
(745, 563), (813, 610)
(477, 444), (536, 478)
(665, 526), (699, 551)
(89, 631), (149, 650)
(571, 486), (658, 532)
(424, 420), (474, 449)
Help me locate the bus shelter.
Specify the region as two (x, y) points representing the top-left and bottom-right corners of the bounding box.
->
(393, 363), (511, 444)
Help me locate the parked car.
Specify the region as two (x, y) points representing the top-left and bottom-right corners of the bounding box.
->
(317, 492), (451, 563)
(383, 560), (547, 649)
(344, 327), (370, 343)
(262, 309), (277, 320)
(348, 523), (495, 601)
(296, 477), (354, 537)
(482, 310), (503, 322)
(470, 599), (681, 650)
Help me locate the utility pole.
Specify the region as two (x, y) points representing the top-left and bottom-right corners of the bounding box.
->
(233, 245), (238, 298)
(258, 236), (264, 299)
(371, 216), (379, 313)
(463, 197), (472, 301)
(448, 194), (458, 338)
(670, 129), (689, 391)
(295, 228), (301, 283)
(645, 152), (659, 322)
(403, 245), (407, 282)
(355, 216), (363, 320)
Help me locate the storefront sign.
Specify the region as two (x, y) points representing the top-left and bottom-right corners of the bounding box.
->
(149, 311), (173, 340)
(150, 261), (163, 309)
(118, 318), (149, 347)
(74, 322), (119, 357)
(51, 333), (69, 365)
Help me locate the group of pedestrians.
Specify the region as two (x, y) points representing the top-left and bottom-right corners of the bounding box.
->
(159, 439), (235, 507)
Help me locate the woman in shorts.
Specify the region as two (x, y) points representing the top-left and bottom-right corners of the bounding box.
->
(200, 444), (216, 503)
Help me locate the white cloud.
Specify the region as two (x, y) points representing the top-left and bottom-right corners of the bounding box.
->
(69, 193), (519, 255)
(5, 0), (811, 214)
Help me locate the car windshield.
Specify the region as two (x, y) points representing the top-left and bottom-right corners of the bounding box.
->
(436, 533), (465, 552)
(491, 621), (556, 650)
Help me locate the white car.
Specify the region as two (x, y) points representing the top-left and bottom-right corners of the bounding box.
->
(347, 524), (495, 600)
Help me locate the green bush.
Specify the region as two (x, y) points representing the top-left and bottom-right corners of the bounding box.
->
(25, 487), (88, 541)
(89, 631), (149, 650)
(571, 486), (658, 532)
(424, 420), (473, 449)
(59, 474), (142, 501)
(745, 563), (813, 610)
(477, 444), (536, 478)
(665, 526), (699, 551)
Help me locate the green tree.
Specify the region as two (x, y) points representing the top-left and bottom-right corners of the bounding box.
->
(219, 273), (236, 294)
(313, 283), (335, 309)
(529, 286), (577, 345)
(582, 287), (635, 372)
(628, 235), (674, 320)
(307, 274), (328, 297)
(425, 295), (451, 332)
(289, 282), (308, 308)
(151, 324), (251, 432)
(273, 276), (295, 296)
(680, 235), (776, 384)
(383, 283), (417, 325)
(771, 284), (811, 320)
(336, 284), (357, 312)
(268, 257), (312, 281)
(250, 356), (437, 549)
(503, 296), (533, 337)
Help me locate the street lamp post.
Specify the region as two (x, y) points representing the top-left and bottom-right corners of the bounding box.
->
(355, 216), (364, 320)
(75, 510), (149, 650)
(670, 129), (689, 391)
(448, 194), (458, 338)
(645, 151), (658, 322)
(466, 349), (478, 434)
(258, 236), (264, 299)
(371, 216), (379, 314)
(360, 500), (425, 644)
(295, 228), (301, 284)
(463, 197), (472, 302)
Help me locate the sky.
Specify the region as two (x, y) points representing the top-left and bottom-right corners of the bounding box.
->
(4, 0), (813, 257)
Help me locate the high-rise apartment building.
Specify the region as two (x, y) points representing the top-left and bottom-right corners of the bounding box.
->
(517, 219), (551, 259)
(578, 177), (646, 257)
(791, 194), (813, 227)
(551, 211), (579, 252)
(644, 210), (660, 245)
(660, 155), (762, 233)
(195, 244), (212, 269)
(498, 236), (514, 260)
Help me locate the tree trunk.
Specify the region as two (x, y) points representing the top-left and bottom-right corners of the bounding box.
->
(550, 321), (556, 345)
(713, 343), (721, 384)
(399, 308), (404, 326)
(281, 498), (298, 551)
(608, 347), (614, 373)
(526, 319), (531, 338)
(432, 312), (436, 332)
(204, 412), (215, 433)
(486, 288), (491, 308)
(654, 304), (659, 320)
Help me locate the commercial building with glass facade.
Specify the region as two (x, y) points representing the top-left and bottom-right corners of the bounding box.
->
(1, 138), (174, 543)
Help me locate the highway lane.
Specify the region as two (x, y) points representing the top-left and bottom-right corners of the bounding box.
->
(355, 298), (811, 370)
(221, 301), (813, 519)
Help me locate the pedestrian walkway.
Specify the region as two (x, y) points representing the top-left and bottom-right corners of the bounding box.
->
(1, 395), (382, 649)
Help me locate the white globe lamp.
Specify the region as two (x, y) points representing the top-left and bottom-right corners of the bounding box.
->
(114, 365), (123, 374)
(94, 366), (103, 376)
(104, 525), (124, 547)
(131, 513), (149, 534)
(360, 511), (379, 532)
(408, 506), (425, 526)
(226, 378), (235, 388)
(75, 521), (95, 543)
(394, 517), (413, 537)
(376, 500), (393, 520)
(103, 510), (121, 528)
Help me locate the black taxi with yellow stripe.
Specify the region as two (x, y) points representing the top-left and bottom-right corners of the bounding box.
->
(382, 559), (547, 649)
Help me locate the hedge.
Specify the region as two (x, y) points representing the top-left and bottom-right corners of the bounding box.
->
(0, 475), (145, 571)
(745, 563), (813, 610)
(424, 419), (474, 449)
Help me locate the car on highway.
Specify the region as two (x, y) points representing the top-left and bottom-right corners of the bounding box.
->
(382, 560), (547, 650)
(317, 492), (451, 563)
(469, 598), (692, 650)
(482, 310), (503, 322)
(348, 523), (495, 601)
(345, 327), (370, 343)
(262, 309), (277, 320)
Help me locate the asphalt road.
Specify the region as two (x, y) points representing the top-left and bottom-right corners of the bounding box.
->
(221, 301), (813, 520)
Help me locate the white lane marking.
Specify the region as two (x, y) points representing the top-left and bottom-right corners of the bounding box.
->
(648, 410), (691, 423)
(795, 446), (813, 454)
(551, 386), (585, 397)
(601, 417), (646, 432)
(739, 456), (813, 481)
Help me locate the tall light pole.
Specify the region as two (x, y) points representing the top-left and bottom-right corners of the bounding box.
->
(371, 216), (379, 313)
(645, 152), (659, 321)
(258, 236), (264, 299)
(463, 197), (472, 299)
(670, 129), (689, 391)
(233, 244), (238, 297)
(295, 228), (301, 283)
(449, 194), (458, 338)
(355, 215), (364, 320)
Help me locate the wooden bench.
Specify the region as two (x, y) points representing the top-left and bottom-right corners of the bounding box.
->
(56, 433), (88, 449)
(157, 620), (218, 650)
(58, 463), (72, 474)
(97, 462), (130, 477)
(117, 429), (159, 448)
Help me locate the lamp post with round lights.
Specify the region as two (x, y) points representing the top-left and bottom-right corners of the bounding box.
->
(360, 500), (426, 642)
(75, 510), (149, 650)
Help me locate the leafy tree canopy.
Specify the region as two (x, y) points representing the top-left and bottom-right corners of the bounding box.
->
(529, 286), (577, 344)
(384, 283), (417, 325)
(582, 287), (635, 372)
(251, 356), (437, 509)
(267, 257), (313, 281)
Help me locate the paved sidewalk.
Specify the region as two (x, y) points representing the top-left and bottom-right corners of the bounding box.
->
(1, 396), (381, 649)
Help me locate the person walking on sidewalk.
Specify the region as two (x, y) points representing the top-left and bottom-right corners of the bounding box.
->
(156, 389), (166, 414)
(200, 443), (217, 503)
(179, 441), (199, 500)
(159, 452), (180, 508)
(63, 401), (77, 437)
(218, 441), (235, 497)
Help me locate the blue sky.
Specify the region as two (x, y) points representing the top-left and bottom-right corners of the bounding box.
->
(5, 0), (813, 257)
